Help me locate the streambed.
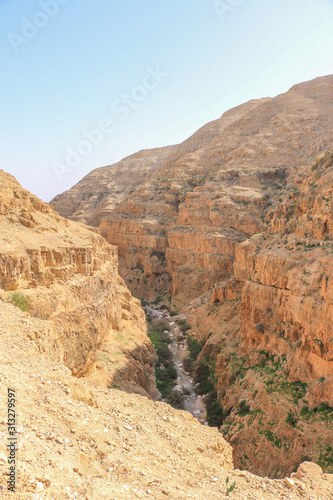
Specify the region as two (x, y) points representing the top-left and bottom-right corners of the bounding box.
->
(145, 305), (207, 425)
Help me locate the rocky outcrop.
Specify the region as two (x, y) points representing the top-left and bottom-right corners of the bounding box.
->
(0, 170), (158, 398)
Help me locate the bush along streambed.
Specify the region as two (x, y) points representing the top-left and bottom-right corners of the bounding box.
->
(182, 326), (223, 427)
(147, 317), (184, 409)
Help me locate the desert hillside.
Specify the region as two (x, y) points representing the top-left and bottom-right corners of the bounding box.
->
(50, 75), (333, 478)
(2, 297), (333, 499)
(51, 146), (174, 227)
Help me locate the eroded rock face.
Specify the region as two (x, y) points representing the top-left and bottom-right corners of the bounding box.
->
(81, 76), (333, 307)
(0, 170), (158, 399)
(53, 76), (333, 308)
(235, 152), (333, 383)
(186, 154), (333, 478)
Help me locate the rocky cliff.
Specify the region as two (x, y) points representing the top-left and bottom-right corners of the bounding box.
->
(52, 75), (333, 305)
(0, 170), (158, 399)
(51, 74), (333, 477)
(187, 153), (333, 477)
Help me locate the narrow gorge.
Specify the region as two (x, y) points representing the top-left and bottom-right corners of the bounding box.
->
(51, 75), (333, 480)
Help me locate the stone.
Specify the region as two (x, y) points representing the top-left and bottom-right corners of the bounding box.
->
(297, 462), (323, 480)
(285, 477), (295, 488)
(35, 482), (44, 492)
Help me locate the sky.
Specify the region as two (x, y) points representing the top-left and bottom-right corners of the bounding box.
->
(1, 0), (332, 202)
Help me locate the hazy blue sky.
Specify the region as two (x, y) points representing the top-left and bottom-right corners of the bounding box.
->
(1, 0), (332, 201)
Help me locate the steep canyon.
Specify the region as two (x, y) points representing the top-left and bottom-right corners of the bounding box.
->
(51, 75), (333, 478)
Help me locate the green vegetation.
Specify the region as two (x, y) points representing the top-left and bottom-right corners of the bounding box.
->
(186, 335), (202, 360)
(225, 477), (236, 496)
(176, 319), (191, 333)
(300, 403), (333, 423)
(187, 176), (206, 190)
(181, 331), (223, 426)
(237, 400), (251, 417)
(286, 410), (299, 428)
(204, 390), (224, 427)
(147, 318), (180, 408)
(192, 357), (223, 426)
(263, 429), (282, 449)
(150, 249), (166, 262)
(311, 152), (333, 171)
(167, 389), (184, 410)
(148, 320), (176, 391)
(151, 295), (163, 305)
(318, 445), (333, 469)
(235, 352), (309, 404)
(7, 292), (30, 312)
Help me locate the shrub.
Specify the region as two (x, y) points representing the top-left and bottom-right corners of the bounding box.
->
(148, 321), (177, 403)
(7, 292), (29, 312)
(311, 152), (333, 171)
(151, 295), (163, 305)
(264, 430), (282, 449)
(167, 389), (184, 409)
(195, 361), (214, 395)
(255, 323), (264, 333)
(151, 318), (170, 334)
(186, 335), (202, 360)
(150, 250), (166, 261)
(176, 319), (191, 333)
(237, 400), (251, 417)
(286, 410), (298, 428)
(183, 357), (193, 373)
(318, 444), (333, 469)
(204, 391), (223, 426)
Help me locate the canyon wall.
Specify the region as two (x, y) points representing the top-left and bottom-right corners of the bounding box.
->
(187, 153), (333, 477)
(53, 76), (333, 306)
(0, 170), (158, 399)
